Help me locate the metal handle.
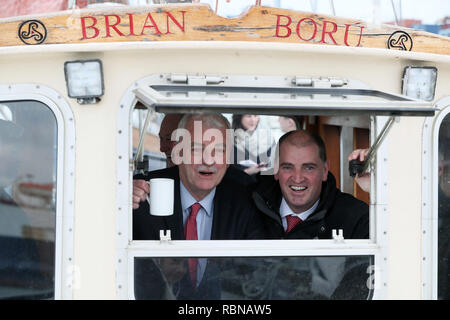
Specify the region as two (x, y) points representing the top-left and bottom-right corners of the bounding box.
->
(349, 116), (396, 177)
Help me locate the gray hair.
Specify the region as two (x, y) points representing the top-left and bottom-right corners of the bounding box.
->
(178, 113), (231, 130)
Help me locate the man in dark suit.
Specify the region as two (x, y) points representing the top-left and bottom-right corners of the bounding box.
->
(133, 113), (264, 299)
(253, 130), (369, 240)
(251, 130), (369, 299)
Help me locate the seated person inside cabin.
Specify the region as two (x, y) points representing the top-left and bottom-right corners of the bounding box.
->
(133, 113), (265, 299)
(231, 114), (276, 176)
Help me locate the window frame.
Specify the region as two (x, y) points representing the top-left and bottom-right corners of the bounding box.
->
(421, 96), (450, 299)
(115, 73), (415, 300)
(0, 84), (76, 300)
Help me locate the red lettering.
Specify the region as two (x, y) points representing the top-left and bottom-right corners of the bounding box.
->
(320, 20), (338, 45)
(127, 13), (138, 36)
(296, 17), (317, 41)
(140, 13), (162, 35)
(344, 23), (364, 47)
(80, 16), (99, 40)
(275, 14), (292, 38)
(165, 11), (186, 34)
(105, 14), (124, 37)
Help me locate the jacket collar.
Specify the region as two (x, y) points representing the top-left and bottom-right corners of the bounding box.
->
(252, 172), (338, 223)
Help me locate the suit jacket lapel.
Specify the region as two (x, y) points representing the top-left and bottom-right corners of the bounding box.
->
(210, 182), (223, 240)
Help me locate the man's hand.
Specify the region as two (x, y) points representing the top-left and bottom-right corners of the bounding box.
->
(133, 179), (149, 209)
(348, 149), (370, 193)
(244, 164), (263, 175)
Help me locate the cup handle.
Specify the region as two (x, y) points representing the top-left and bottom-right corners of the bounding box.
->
(145, 181), (151, 205)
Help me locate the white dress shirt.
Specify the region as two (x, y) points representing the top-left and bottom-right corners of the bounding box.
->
(180, 181), (216, 287)
(279, 198), (319, 232)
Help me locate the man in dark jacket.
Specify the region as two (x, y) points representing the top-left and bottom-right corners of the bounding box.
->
(133, 113), (265, 300)
(249, 129), (369, 300)
(252, 129), (369, 240)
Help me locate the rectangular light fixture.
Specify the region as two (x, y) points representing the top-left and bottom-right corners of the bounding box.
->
(402, 66), (437, 101)
(64, 59), (104, 104)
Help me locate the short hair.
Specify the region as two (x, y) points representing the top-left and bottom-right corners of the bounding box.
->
(178, 113), (231, 130)
(278, 129), (327, 163)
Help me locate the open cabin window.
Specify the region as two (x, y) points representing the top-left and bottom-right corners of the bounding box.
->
(122, 74), (435, 300)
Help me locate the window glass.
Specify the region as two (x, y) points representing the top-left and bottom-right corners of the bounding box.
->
(438, 112), (450, 300)
(0, 101), (56, 299)
(132, 107), (167, 172)
(134, 255), (373, 300)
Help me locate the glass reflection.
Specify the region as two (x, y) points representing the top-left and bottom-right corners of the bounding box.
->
(438, 113), (450, 300)
(134, 256), (373, 300)
(0, 101), (56, 299)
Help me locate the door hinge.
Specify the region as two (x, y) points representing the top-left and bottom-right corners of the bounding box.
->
(169, 73), (224, 85)
(293, 76), (348, 88)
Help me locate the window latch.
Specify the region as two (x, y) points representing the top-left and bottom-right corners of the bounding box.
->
(159, 230), (172, 243)
(332, 229), (344, 243)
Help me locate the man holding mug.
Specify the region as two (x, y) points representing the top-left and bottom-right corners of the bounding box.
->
(133, 113), (265, 299)
(133, 113), (263, 241)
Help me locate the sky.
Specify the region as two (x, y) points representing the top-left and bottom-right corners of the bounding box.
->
(198, 0), (450, 24)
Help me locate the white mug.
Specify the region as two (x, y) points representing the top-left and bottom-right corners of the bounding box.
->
(146, 178), (174, 216)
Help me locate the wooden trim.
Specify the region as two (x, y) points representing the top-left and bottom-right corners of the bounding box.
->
(320, 116), (370, 129)
(2, 4), (449, 56)
(318, 121), (341, 190)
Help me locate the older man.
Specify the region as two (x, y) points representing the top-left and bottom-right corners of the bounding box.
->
(133, 113), (264, 299)
(133, 113), (263, 240)
(132, 113), (255, 209)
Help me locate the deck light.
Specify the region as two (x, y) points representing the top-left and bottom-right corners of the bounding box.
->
(402, 66), (437, 101)
(64, 59), (104, 104)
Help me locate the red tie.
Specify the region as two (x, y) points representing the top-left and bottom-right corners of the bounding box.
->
(185, 203), (202, 287)
(285, 215), (302, 234)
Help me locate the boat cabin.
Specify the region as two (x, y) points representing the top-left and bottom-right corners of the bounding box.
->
(0, 2), (448, 300)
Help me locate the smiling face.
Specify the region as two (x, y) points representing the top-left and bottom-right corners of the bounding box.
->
(178, 116), (230, 201)
(275, 135), (329, 213)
